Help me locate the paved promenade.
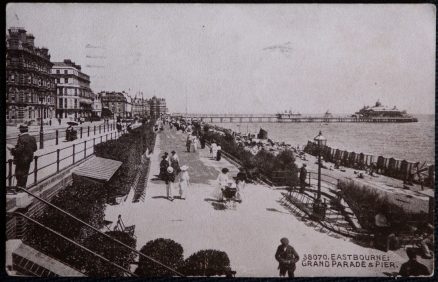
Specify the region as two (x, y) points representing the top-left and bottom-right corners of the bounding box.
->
(102, 126), (427, 277)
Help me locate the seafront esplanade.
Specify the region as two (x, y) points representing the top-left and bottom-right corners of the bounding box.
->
(5, 3), (435, 278)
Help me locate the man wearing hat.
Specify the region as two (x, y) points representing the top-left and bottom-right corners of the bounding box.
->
(399, 248), (430, 277)
(299, 163), (307, 193)
(8, 124), (37, 189)
(165, 166), (175, 201)
(275, 237), (300, 277)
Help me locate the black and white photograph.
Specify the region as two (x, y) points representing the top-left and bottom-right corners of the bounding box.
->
(4, 3), (435, 277)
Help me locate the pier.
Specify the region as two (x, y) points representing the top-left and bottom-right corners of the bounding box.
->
(171, 113), (418, 123)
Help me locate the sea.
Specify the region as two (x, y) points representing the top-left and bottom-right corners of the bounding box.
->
(216, 114), (435, 164)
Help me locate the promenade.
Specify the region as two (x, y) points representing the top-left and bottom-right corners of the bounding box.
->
(103, 126), (419, 277)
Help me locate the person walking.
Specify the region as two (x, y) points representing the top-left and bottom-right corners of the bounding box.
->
(192, 135), (199, 152)
(178, 165), (190, 200)
(275, 237), (300, 277)
(200, 133), (206, 149)
(8, 124), (37, 189)
(211, 141), (218, 159)
(215, 168), (230, 202)
(236, 167), (247, 202)
(216, 143), (222, 161)
(299, 164), (307, 193)
(186, 134), (192, 152)
(159, 155), (169, 180)
(170, 151), (180, 175)
(165, 166), (175, 201)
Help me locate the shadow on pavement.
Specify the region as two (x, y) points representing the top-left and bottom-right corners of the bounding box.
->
(151, 196), (170, 200)
(211, 202), (227, 210)
(266, 208), (289, 214)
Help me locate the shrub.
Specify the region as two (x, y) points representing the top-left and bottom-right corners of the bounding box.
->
(338, 180), (410, 231)
(24, 180), (108, 272)
(95, 122), (156, 198)
(80, 231), (137, 276)
(135, 238), (184, 277)
(181, 249), (231, 277)
(203, 126), (298, 185)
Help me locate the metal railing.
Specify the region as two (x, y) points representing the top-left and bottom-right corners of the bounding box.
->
(6, 128), (126, 189)
(6, 122), (116, 147)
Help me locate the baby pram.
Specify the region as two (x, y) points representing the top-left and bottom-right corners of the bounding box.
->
(221, 182), (241, 204)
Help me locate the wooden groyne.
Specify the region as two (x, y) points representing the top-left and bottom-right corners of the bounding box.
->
(304, 141), (434, 187)
(171, 113), (418, 123)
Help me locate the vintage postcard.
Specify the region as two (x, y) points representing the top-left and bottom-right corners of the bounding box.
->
(4, 3), (435, 278)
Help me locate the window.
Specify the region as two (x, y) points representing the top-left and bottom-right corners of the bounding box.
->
(59, 98), (63, 108)
(64, 78), (68, 84)
(74, 99), (77, 109)
(64, 98), (67, 108)
(64, 70), (68, 74)
(57, 78), (60, 83)
(56, 70), (60, 74)
(10, 74), (15, 82)
(29, 109), (32, 118)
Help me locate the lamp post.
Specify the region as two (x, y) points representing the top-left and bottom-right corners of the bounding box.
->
(39, 98), (45, 149)
(313, 131), (327, 219)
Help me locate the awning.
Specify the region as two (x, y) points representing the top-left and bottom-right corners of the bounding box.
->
(12, 241), (85, 276)
(72, 156), (122, 182)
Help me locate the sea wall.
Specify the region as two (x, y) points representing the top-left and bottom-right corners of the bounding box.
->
(304, 141), (434, 187)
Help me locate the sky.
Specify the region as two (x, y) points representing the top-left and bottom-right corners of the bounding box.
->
(6, 3), (436, 114)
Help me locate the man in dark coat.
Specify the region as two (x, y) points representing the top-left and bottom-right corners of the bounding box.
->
(9, 124), (37, 189)
(275, 237), (299, 277)
(200, 133), (206, 149)
(186, 135), (192, 152)
(399, 248), (430, 277)
(299, 164), (307, 193)
(159, 155), (169, 180)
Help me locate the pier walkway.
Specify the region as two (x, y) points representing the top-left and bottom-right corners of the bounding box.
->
(103, 126), (423, 277)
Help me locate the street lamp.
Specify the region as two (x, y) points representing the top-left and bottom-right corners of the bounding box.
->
(39, 97), (45, 149)
(313, 131), (327, 219)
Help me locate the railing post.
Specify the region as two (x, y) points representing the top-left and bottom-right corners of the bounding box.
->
(88, 126), (90, 137)
(55, 130), (59, 145)
(84, 141), (87, 159)
(33, 156), (38, 184)
(72, 144), (76, 164)
(56, 149), (60, 172)
(8, 159), (13, 187)
(80, 127), (83, 139)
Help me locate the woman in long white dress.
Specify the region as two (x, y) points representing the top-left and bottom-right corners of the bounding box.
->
(179, 165), (190, 200)
(211, 141), (218, 159)
(192, 136), (199, 152)
(215, 168), (230, 201)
